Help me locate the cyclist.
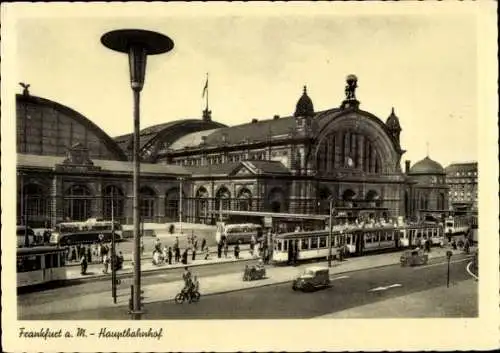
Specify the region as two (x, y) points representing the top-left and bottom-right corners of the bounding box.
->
(182, 267), (193, 295)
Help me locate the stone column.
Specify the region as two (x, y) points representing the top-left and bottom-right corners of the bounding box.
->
(334, 131), (343, 169)
(357, 135), (364, 170)
(92, 180), (102, 219)
(51, 175), (64, 227)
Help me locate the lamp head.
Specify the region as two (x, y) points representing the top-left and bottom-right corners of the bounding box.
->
(101, 29), (174, 91)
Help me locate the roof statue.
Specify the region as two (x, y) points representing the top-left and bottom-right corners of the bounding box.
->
(340, 74), (360, 110)
(19, 82), (31, 96)
(345, 74), (358, 100)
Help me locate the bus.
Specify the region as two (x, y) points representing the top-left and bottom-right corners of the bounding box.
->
(49, 218), (123, 246)
(17, 246), (67, 288)
(215, 223), (263, 245)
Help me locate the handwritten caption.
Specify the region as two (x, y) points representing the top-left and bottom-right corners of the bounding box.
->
(19, 327), (164, 340)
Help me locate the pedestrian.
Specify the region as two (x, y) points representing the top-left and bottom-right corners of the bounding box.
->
(175, 246), (181, 263)
(76, 244), (81, 259)
(182, 249), (188, 265)
(204, 246), (210, 260)
(140, 239), (145, 256)
(167, 246), (173, 265)
(234, 242), (240, 259)
(194, 238), (198, 252)
(80, 254), (88, 275)
(71, 247), (77, 262)
(102, 254), (109, 274)
(201, 238), (206, 252)
(217, 242), (222, 258)
(192, 247), (197, 261)
(224, 241), (229, 258)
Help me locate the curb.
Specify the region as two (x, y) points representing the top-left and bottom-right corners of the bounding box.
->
(466, 261), (479, 281)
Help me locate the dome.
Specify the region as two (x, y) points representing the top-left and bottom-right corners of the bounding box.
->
(294, 86), (314, 117)
(386, 107), (401, 131)
(409, 156), (445, 175)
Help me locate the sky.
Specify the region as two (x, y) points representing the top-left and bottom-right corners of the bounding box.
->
(6, 3), (493, 167)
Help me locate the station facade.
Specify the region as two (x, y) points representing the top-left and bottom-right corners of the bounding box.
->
(16, 76), (449, 227)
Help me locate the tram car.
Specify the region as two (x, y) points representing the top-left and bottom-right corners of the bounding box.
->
(272, 223), (443, 264)
(444, 216), (470, 237)
(17, 246), (67, 288)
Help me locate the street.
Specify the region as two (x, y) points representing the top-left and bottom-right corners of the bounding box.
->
(19, 255), (477, 320)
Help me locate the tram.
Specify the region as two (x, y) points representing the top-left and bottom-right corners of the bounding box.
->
(17, 246), (67, 288)
(444, 215), (470, 237)
(272, 223), (443, 264)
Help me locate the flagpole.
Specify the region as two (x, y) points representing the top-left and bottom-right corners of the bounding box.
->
(205, 72), (209, 111)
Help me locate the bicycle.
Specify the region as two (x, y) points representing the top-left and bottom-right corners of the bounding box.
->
(174, 289), (200, 304)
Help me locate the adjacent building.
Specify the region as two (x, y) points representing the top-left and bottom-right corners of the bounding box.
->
(445, 162), (478, 213)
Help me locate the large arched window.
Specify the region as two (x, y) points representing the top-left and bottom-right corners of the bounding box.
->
(215, 186), (231, 213)
(140, 186), (156, 221)
(103, 185), (125, 221)
(438, 192), (445, 210)
(64, 184), (92, 221)
(237, 188), (252, 211)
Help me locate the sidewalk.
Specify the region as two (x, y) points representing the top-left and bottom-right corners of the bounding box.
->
(21, 246), (468, 318)
(65, 244), (255, 281)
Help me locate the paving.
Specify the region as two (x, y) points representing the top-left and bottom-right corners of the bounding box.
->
(19, 246), (469, 319)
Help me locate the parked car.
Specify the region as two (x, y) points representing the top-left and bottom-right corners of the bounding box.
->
(400, 248), (428, 267)
(292, 266), (330, 292)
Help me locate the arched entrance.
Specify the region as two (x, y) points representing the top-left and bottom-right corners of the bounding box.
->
(195, 187), (209, 224)
(215, 186), (231, 213)
(342, 189), (356, 208)
(64, 184), (92, 221)
(268, 188), (286, 213)
(365, 189), (381, 208)
(317, 187), (332, 214)
(237, 188), (252, 211)
(19, 183), (49, 227)
(165, 187), (185, 222)
(103, 185), (125, 222)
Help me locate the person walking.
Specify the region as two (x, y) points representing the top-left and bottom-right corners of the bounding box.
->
(182, 248), (188, 265)
(201, 238), (207, 252)
(204, 246), (210, 260)
(167, 246), (173, 265)
(217, 242), (222, 258)
(194, 238), (198, 252)
(87, 246), (92, 264)
(70, 247), (77, 262)
(80, 254), (88, 275)
(234, 241), (240, 259)
(192, 247), (197, 262)
(102, 253), (109, 274)
(224, 241), (229, 258)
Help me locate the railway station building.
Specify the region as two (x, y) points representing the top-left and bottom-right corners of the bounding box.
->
(16, 76), (449, 228)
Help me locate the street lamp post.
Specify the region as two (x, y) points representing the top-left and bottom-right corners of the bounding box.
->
(101, 29), (174, 320)
(178, 177), (184, 235)
(328, 198), (335, 268)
